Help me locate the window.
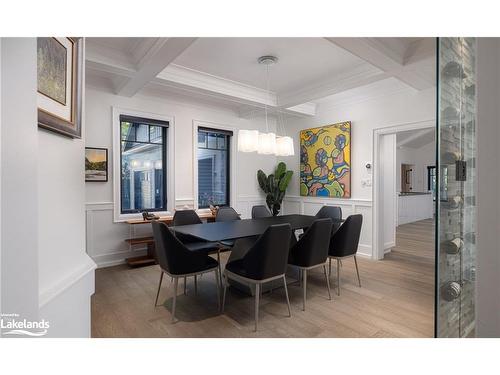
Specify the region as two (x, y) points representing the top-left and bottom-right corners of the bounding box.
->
(120, 115), (168, 214)
(197, 127), (232, 208)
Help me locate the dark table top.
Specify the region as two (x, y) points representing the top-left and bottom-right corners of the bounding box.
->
(170, 214), (343, 242)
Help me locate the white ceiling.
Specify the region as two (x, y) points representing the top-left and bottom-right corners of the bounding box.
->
(85, 37), (436, 117)
(172, 38), (367, 93)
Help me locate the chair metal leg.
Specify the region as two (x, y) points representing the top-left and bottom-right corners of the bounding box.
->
(194, 275), (198, 295)
(337, 259), (341, 296)
(354, 255), (361, 287)
(302, 268), (307, 311)
(339, 259), (343, 267)
(172, 277), (179, 323)
(184, 276), (187, 295)
(254, 284), (260, 332)
(154, 271), (164, 306)
(222, 272), (228, 312)
(216, 249), (223, 288)
(323, 265), (332, 300)
(329, 258), (332, 276)
(215, 269), (221, 311)
(283, 276), (292, 317)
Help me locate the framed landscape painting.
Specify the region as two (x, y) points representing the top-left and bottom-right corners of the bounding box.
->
(37, 37), (83, 138)
(300, 121), (351, 198)
(85, 148), (108, 182)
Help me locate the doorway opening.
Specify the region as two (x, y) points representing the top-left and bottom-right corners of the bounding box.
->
(373, 120), (436, 262)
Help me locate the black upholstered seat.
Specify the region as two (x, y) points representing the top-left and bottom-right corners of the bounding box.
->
(288, 218), (333, 310)
(251, 205), (271, 219)
(222, 223), (292, 331)
(172, 209), (220, 252)
(315, 205), (342, 233)
(215, 207), (240, 248)
(152, 221), (221, 322)
(328, 214), (363, 295)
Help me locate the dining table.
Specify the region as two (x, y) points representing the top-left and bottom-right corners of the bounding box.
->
(170, 214), (345, 295)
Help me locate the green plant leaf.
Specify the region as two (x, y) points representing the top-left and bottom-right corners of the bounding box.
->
(257, 170), (268, 193)
(279, 170), (293, 191)
(267, 174), (275, 192)
(275, 162), (286, 180)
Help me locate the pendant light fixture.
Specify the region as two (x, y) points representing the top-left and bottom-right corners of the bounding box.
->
(257, 56), (277, 155)
(236, 55), (294, 156)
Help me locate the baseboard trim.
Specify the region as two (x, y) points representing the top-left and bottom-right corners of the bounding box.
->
(39, 255), (97, 308)
(357, 244), (372, 258)
(91, 248), (148, 268)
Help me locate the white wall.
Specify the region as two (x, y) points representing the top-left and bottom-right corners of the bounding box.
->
(37, 39), (96, 337)
(279, 85), (436, 258)
(0, 38), (39, 324)
(85, 86), (277, 267)
(380, 134), (396, 250)
(476, 38), (500, 337)
(396, 141), (435, 193)
(0, 38), (95, 337)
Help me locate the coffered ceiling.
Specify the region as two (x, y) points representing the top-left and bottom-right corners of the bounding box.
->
(85, 37), (436, 117)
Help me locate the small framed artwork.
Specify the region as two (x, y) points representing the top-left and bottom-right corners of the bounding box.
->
(85, 148), (108, 182)
(37, 37), (83, 138)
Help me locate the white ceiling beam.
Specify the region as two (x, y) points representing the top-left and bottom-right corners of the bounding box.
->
(156, 64), (315, 116)
(156, 64), (277, 106)
(278, 64), (388, 108)
(238, 101), (317, 119)
(285, 102), (317, 117)
(116, 38), (197, 97)
(85, 41), (137, 77)
(328, 38), (404, 72)
(327, 37), (435, 91)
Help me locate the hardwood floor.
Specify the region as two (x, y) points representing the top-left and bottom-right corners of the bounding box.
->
(91, 219), (435, 338)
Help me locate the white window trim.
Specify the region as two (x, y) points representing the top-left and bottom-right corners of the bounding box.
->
(112, 106), (175, 222)
(192, 120), (237, 212)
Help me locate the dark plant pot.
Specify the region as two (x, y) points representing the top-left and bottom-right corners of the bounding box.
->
(270, 204), (281, 216)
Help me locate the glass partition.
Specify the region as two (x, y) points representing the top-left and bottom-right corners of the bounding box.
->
(437, 37), (476, 337)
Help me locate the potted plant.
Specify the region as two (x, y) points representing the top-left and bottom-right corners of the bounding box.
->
(257, 162), (293, 216)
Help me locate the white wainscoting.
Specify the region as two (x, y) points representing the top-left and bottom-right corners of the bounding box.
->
(283, 195), (373, 258)
(86, 195), (373, 267)
(86, 195), (266, 268)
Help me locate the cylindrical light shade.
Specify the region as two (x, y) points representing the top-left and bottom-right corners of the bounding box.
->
(237, 129), (259, 152)
(257, 132), (277, 155)
(276, 136), (295, 156)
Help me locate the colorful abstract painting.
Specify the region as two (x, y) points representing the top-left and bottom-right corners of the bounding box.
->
(300, 121), (351, 198)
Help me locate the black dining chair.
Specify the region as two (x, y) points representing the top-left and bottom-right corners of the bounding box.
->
(328, 214), (363, 296)
(152, 221), (221, 323)
(316, 205), (342, 232)
(172, 209), (221, 290)
(215, 206), (240, 248)
(222, 224), (292, 331)
(215, 206), (241, 222)
(251, 205), (271, 219)
(288, 218), (333, 310)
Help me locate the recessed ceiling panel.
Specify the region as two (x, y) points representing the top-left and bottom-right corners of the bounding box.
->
(173, 37), (367, 94)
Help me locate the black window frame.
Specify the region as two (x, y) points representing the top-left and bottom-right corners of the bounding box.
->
(119, 115), (169, 215)
(197, 126), (232, 209)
